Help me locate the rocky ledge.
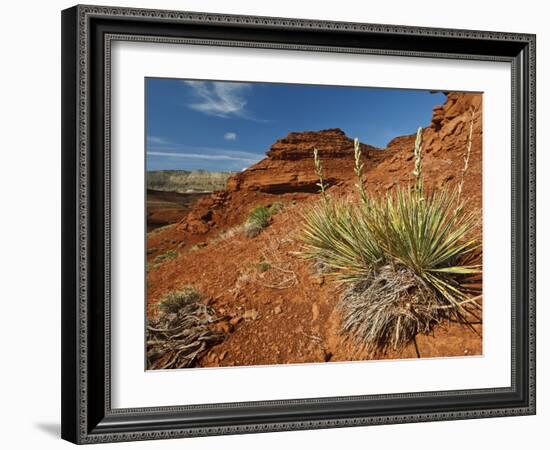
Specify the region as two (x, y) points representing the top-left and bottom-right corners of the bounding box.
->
(227, 128), (379, 193)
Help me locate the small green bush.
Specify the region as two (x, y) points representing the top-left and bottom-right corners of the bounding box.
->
(256, 261), (272, 272)
(158, 286), (202, 314)
(244, 203), (285, 238)
(244, 206), (271, 238)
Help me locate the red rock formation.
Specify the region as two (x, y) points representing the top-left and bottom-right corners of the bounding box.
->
(367, 92), (482, 210)
(226, 128), (380, 194)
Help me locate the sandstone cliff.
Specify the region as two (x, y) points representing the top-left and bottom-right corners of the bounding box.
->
(364, 92), (482, 210)
(226, 129), (380, 193)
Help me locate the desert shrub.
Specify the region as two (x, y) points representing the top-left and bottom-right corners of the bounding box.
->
(366, 187), (480, 315)
(245, 204), (279, 238)
(158, 286), (202, 313)
(147, 287), (226, 369)
(244, 206), (270, 237)
(153, 249), (178, 264)
(268, 201), (284, 215)
(301, 127), (481, 355)
(256, 261), (272, 272)
(244, 202), (286, 238)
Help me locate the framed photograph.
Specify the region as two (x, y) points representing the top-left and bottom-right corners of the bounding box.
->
(61, 5), (536, 444)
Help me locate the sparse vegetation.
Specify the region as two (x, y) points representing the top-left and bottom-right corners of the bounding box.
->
(457, 107), (478, 202)
(244, 203), (284, 238)
(256, 261), (272, 272)
(245, 206), (271, 237)
(268, 201), (284, 215)
(301, 127), (481, 356)
(153, 249), (178, 264)
(313, 147), (328, 202)
(212, 225), (244, 244)
(158, 286), (202, 314)
(147, 287), (226, 369)
(188, 242), (208, 252)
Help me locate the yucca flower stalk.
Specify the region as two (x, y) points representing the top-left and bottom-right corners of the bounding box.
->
(457, 107), (477, 203)
(412, 127), (424, 196)
(313, 147), (328, 202)
(353, 138), (369, 206)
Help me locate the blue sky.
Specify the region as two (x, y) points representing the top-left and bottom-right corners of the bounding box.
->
(146, 78), (446, 172)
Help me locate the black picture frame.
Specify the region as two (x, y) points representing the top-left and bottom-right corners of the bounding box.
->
(61, 4), (536, 444)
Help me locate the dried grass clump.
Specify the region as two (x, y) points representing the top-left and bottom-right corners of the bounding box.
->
(340, 265), (441, 355)
(301, 127), (481, 356)
(147, 288), (226, 369)
(157, 286), (201, 313)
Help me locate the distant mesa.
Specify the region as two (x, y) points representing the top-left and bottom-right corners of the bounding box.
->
(147, 169), (236, 193)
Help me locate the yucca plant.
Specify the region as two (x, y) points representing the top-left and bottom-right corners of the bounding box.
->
(301, 198), (383, 282)
(339, 186), (481, 355)
(366, 187), (480, 309)
(300, 128), (482, 356)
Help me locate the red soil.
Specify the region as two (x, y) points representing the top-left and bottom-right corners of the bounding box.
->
(146, 92), (483, 368)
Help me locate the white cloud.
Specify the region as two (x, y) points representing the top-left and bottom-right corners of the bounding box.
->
(147, 136), (171, 145)
(182, 81), (270, 122)
(224, 132), (237, 141)
(148, 150), (258, 165)
(183, 81), (249, 118)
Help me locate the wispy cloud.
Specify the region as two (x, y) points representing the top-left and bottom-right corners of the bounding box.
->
(183, 81), (268, 122)
(224, 132), (237, 141)
(147, 136), (171, 145)
(147, 145), (261, 166)
(148, 151), (257, 164)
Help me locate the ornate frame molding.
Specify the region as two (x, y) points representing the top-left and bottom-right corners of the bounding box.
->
(61, 5), (536, 444)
